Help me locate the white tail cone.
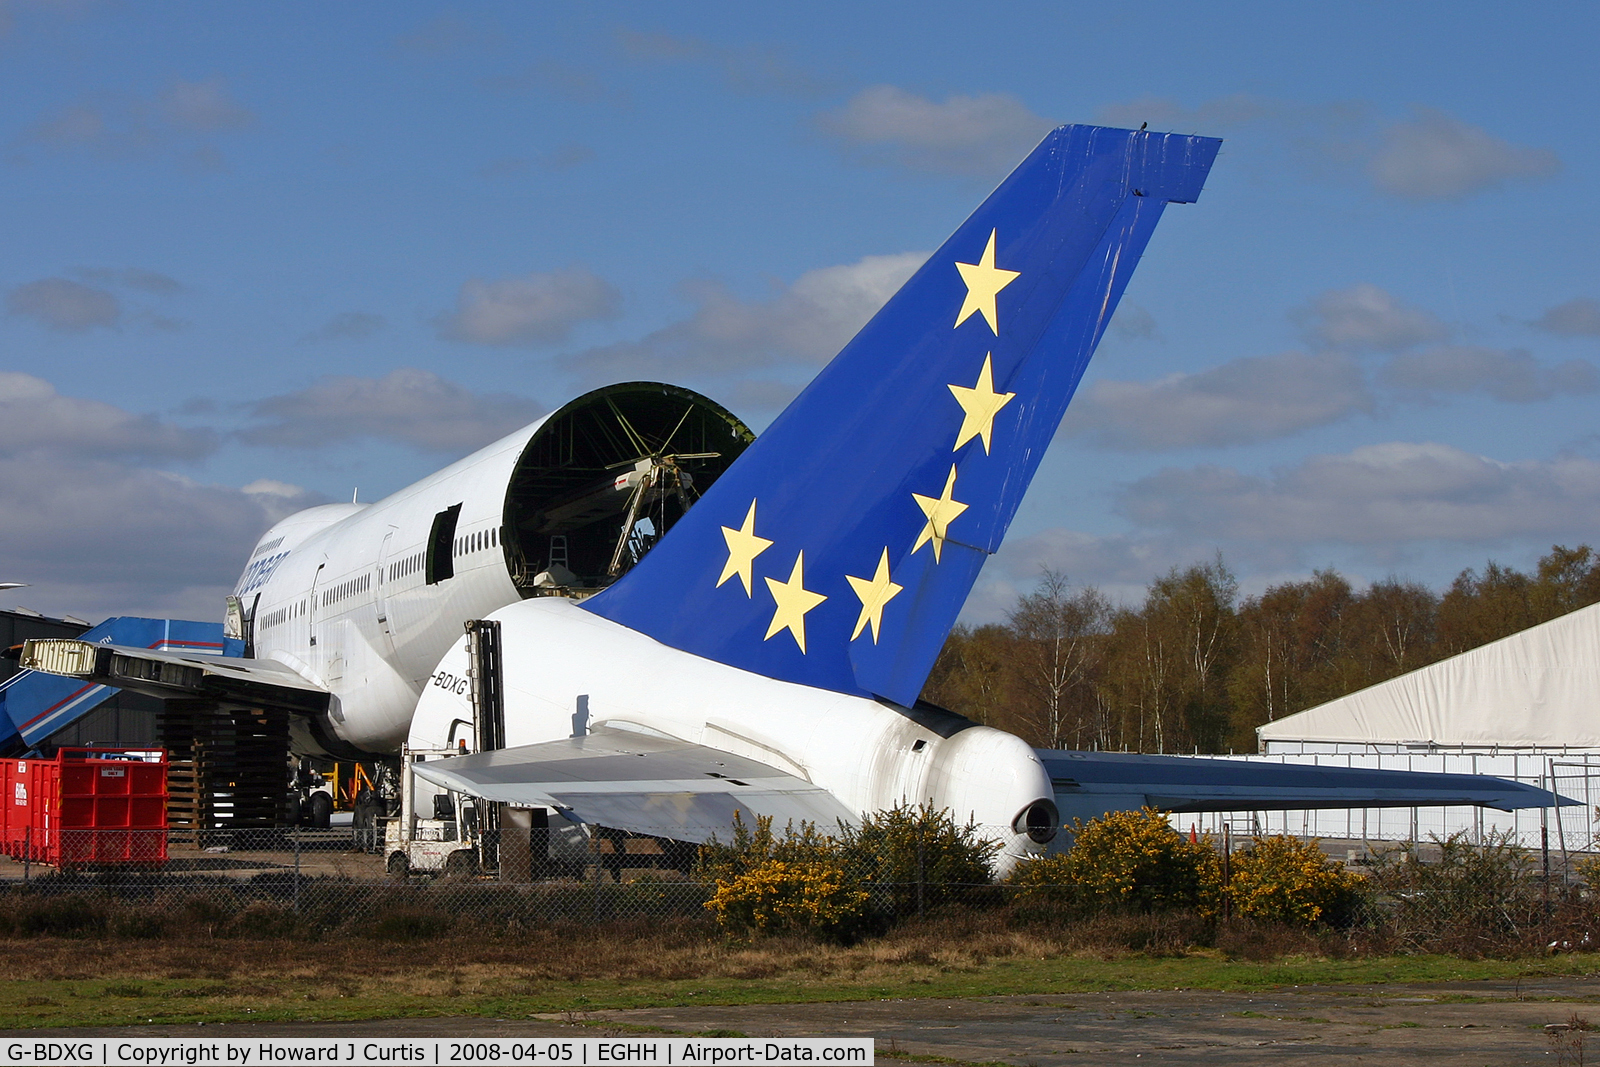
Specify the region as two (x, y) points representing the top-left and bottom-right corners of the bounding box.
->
(922, 723), (1057, 877)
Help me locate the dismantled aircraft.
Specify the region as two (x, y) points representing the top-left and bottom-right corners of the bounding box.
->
(21, 124), (1563, 873)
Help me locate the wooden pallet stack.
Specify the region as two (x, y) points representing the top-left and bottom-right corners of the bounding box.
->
(158, 699), (295, 840)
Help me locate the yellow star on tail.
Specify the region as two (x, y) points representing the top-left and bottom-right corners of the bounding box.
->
(717, 499), (773, 596)
(764, 551), (827, 653)
(948, 353), (1016, 454)
(911, 465), (969, 563)
(953, 229), (1020, 334)
(846, 547), (903, 643)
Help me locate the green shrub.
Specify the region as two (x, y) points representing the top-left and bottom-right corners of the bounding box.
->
(695, 812), (841, 883)
(1365, 832), (1540, 954)
(1227, 836), (1364, 926)
(369, 908), (457, 941)
(223, 901), (303, 939)
(845, 804), (996, 914)
(704, 858), (872, 941)
(698, 806), (996, 937)
(1020, 807), (1219, 916)
(12, 893), (109, 937)
(1006, 852), (1076, 909)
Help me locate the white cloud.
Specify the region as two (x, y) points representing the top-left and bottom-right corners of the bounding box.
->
(616, 29), (827, 96)
(0, 456), (320, 622)
(20, 79), (255, 162)
(721, 378), (806, 414)
(394, 15), (473, 55)
(527, 63), (610, 101)
(158, 79), (255, 132)
(1119, 442), (1600, 546)
(981, 527), (1199, 609)
(1064, 352), (1371, 450)
(241, 479), (310, 506)
(537, 143), (595, 171)
(1295, 283), (1448, 352)
(0, 374), (318, 621)
(24, 103), (106, 147)
(239, 368), (544, 452)
(298, 311), (386, 343)
(561, 251), (926, 386)
(1368, 107), (1560, 199)
(1533, 298), (1600, 337)
(0, 373), (216, 461)
(6, 277), (120, 331)
(1381, 345), (1598, 403)
(816, 86), (1054, 177)
(438, 266), (620, 346)
(482, 61), (627, 106)
(1096, 96), (1561, 204)
(1109, 304), (1158, 341)
(73, 267), (184, 294)
(1096, 93), (1277, 132)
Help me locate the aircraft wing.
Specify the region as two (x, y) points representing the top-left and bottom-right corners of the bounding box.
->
(409, 727), (856, 843)
(1042, 749), (1573, 823)
(18, 638), (329, 714)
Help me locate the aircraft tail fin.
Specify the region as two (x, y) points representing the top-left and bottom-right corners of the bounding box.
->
(584, 125), (1220, 706)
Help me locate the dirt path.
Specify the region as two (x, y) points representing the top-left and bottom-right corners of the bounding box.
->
(9, 977), (1600, 1065)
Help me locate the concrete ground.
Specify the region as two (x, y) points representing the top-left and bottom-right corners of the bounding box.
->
(12, 976), (1600, 1066)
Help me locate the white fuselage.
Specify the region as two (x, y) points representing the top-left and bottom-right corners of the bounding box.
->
(235, 416), (550, 753)
(231, 407), (1054, 865)
(407, 596), (1052, 864)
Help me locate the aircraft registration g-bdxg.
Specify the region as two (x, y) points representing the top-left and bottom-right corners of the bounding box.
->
(22, 124), (1563, 871)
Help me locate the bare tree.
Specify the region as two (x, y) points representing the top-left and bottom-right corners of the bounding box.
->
(921, 623), (1013, 726)
(1007, 570), (1109, 750)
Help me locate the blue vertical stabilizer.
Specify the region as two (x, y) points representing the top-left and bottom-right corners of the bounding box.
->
(0, 618), (242, 752)
(584, 125), (1220, 706)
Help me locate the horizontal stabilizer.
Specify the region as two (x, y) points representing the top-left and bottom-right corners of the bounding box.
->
(409, 727), (856, 843)
(1041, 750), (1571, 825)
(19, 639), (328, 714)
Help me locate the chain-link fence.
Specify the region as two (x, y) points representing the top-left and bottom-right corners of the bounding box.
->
(1192, 751), (1600, 856)
(0, 821), (1595, 957)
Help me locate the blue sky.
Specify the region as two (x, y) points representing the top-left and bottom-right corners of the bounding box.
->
(2, 1), (1598, 622)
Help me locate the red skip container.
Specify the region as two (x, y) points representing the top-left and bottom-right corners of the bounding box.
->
(2, 747), (168, 867)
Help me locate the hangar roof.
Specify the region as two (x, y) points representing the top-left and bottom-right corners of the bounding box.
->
(1259, 602), (1600, 749)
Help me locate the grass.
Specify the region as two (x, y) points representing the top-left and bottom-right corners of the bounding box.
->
(2, 917), (1599, 1031)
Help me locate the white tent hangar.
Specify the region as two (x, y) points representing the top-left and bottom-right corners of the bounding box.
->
(1259, 601), (1600, 752)
(1192, 604), (1600, 850)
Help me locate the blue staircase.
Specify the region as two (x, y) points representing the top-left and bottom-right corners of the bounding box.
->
(0, 618), (244, 754)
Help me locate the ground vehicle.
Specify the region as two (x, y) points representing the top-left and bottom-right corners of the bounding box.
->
(381, 745), (493, 878)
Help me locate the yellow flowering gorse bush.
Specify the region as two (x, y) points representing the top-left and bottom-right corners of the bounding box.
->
(1009, 808), (1367, 928)
(1228, 835), (1364, 926)
(1019, 807), (1221, 914)
(704, 858), (872, 938)
(697, 807), (994, 940)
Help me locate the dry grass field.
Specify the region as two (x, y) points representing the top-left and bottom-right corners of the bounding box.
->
(3, 913), (1599, 1031)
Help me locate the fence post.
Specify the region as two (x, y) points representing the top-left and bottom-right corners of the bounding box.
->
(22, 826), (29, 885)
(1221, 824), (1232, 921)
(590, 825), (601, 921)
(293, 824), (301, 914)
(1541, 768), (1552, 921)
(1552, 759), (1570, 882)
(916, 835), (925, 918)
